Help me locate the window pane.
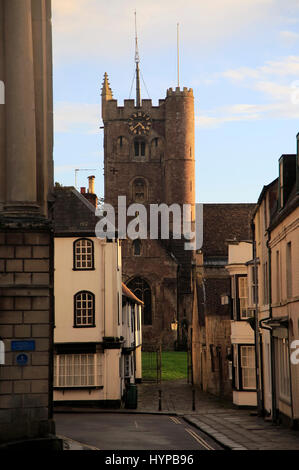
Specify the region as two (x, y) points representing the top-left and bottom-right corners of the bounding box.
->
(75, 292), (94, 326)
(240, 346), (256, 389)
(74, 239), (93, 269)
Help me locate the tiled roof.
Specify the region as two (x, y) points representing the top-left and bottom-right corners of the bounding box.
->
(202, 203), (255, 256)
(53, 187), (99, 235)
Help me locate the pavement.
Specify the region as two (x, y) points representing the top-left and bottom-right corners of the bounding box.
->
(55, 379), (299, 451)
(136, 380), (299, 450)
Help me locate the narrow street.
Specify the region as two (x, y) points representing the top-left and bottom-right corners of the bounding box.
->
(53, 380), (299, 451)
(54, 413), (224, 451)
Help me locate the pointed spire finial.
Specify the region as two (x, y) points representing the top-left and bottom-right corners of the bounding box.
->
(101, 72), (113, 99)
(134, 11), (141, 107)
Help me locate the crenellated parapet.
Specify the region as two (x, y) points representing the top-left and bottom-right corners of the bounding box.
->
(102, 98), (165, 121)
(101, 74), (169, 122)
(166, 87), (194, 98)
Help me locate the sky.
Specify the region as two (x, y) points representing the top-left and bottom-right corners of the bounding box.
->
(52, 0), (299, 203)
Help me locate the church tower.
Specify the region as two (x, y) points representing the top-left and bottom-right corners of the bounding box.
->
(101, 27), (195, 348)
(101, 74), (196, 348)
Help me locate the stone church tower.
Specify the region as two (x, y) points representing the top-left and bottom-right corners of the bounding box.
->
(101, 72), (195, 349)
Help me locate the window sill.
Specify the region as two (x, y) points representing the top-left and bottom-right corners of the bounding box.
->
(73, 325), (96, 328)
(54, 386), (103, 391)
(73, 268), (95, 272)
(233, 387), (257, 392)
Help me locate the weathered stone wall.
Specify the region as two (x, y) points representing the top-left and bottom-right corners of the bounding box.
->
(0, 226), (54, 443)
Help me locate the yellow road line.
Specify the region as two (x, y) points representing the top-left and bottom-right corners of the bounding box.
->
(184, 427), (215, 451)
(170, 416), (181, 425)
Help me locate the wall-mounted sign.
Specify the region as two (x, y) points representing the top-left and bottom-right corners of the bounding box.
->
(16, 353), (28, 366)
(11, 340), (35, 352)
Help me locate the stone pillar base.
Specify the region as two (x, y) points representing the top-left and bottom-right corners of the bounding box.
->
(3, 203), (41, 217)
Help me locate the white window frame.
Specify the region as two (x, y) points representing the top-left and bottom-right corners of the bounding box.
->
(74, 238), (94, 270)
(277, 338), (291, 403)
(238, 276), (251, 319)
(240, 345), (256, 390)
(54, 353), (103, 388)
(74, 291), (95, 327)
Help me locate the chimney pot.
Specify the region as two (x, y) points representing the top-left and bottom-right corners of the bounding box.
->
(88, 175), (95, 194)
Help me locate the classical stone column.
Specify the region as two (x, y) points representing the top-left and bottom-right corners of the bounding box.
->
(31, 0), (54, 217)
(4, 0), (38, 214)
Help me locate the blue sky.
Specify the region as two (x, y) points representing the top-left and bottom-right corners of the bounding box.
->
(52, 0), (299, 203)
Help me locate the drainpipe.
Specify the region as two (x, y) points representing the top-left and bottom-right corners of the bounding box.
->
(259, 231), (277, 423)
(267, 230), (278, 423)
(251, 221), (263, 415)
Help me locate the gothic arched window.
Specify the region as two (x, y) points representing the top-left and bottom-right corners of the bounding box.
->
(116, 136), (129, 155)
(134, 139), (146, 157)
(126, 278), (152, 325)
(133, 239), (141, 256)
(133, 178), (146, 203)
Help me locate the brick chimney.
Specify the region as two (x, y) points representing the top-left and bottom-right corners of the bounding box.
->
(83, 175), (97, 208)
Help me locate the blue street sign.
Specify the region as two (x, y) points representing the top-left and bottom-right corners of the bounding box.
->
(16, 354), (28, 366)
(11, 340), (35, 352)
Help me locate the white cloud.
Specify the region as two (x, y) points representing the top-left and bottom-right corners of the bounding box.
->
(280, 30), (299, 44)
(52, 0), (277, 62)
(196, 84), (299, 128)
(197, 55), (299, 127)
(197, 99), (299, 128)
(222, 56), (299, 82)
(54, 102), (100, 134)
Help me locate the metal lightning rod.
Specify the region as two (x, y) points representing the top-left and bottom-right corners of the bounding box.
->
(135, 10), (141, 107)
(177, 23), (180, 88)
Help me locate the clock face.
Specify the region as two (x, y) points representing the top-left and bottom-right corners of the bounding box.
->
(127, 111), (152, 135)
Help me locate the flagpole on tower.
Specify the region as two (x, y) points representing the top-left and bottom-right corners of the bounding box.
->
(177, 22), (180, 88)
(135, 10), (141, 107)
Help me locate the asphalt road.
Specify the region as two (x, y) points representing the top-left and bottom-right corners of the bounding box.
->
(54, 413), (224, 450)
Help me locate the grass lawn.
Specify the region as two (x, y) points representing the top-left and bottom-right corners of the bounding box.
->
(142, 351), (187, 381)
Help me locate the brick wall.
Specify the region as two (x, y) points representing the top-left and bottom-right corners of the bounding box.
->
(0, 227), (54, 443)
